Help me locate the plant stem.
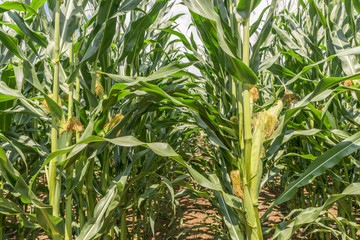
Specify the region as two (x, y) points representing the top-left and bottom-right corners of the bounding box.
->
(343, 160), (356, 239)
(65, 34), (76, 240)
(65, 166), (73, 240)
(86, 159), (95, 219)
(86, 40), (98, 219)
(75, 62), (83, 229)
(49, 0), (61, 223)
(78, 182), (85, 229)
(120, 207), (127, 240)
(238, 82), (244, 152)
(242, 18), (252, 179)
(229, 0), (238, 117)
(75, 77), (80, 141)
(121, 148), (127, 240)
(101, 148), (110, 194)
(0, 180), (3, 240)
(241, 16), (263, 240)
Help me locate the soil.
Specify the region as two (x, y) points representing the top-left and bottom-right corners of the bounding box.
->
(171, 185), (288, 240)
(157, 195), (220, 239)
(3, 175), (359, 240)
(175, 195), (219, 239)
(124, 183), (302, 240)
(3, 183), (360, 240)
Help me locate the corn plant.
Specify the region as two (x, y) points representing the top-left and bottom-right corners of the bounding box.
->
(160, 0), (360, 239)
(0, 0), (196, 239)
(1, 0), (360, 239)
(158, 0), (283, 239)
(256, 1), (360, 239)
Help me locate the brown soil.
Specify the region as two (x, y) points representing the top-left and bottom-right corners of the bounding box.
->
(259, 186), (286, 240)
(3, 173), (359, 240)
(4, 185), (360, 239)
(126, 194), (221, 240)
(175, 196), (219, 239)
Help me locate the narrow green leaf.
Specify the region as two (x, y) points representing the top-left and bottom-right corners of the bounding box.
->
(214, 191), (244, 240)
(8, 11), (47, 47)
(285, 73), (360, 122)
(0, 81), (23, 101)
(76, 164), (133, 240)
(0, 30), (22, 59)
(29, 0), (47, 11)
(183, 0), (257, 84)
(236, 0), (262, 20)
(264, 131), (360, 219)
(308, 0), (327, 28)
(353, 0), (360, 14)
(0, 1), (36, 15)
(0, 147), (64, 236)
(101, 62), (194, 85)
(274, 183), (360, 239)
(30, 135), (181, 190)
(228, 57), (258, 85)
(118, 0), (142, 12)
(0, 197), (26, 215)
(118, 0), (167, 62)
(43, 94), (63, 119)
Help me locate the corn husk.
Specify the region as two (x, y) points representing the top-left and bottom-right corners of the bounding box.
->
(249, 100), (283, 203)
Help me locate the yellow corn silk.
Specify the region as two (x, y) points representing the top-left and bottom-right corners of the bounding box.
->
(250, 85), (259, 103)
(344, 80), (352, 87)
(98, 113), (124, 137)
(230, 170), (245, 200)
(60, 117), (84, 135)
(95, 80), (104, 97)
(249, 85), (259, 114)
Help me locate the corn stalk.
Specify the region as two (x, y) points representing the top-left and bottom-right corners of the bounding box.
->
(49, 0), (62, 222)
(0, 0), (360, 239)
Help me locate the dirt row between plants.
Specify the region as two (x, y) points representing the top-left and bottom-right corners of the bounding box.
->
(4, 182), (359, 239)
(126, 185), (290, 240)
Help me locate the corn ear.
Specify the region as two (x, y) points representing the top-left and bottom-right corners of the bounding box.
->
(249, 100), (284, 202)
(249, 114), (265, 203)
(268, 99), (283, 117)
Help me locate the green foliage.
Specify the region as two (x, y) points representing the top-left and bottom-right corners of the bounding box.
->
(0, 0), (360, 239)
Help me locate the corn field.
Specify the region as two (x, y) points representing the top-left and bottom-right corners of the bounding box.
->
(0, 0), (360, 239)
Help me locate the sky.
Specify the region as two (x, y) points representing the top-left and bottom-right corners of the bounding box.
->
(166, 0), (276, 74)
(170, 0), (273, 43)
(169, 0), (297, 44)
